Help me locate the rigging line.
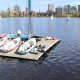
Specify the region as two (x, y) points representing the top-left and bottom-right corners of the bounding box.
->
(0, 0), (5, 34)
(23, 0), (25, 35)
(34, 0), (36, 35)
(1, 0), (7, 34)
(0, 0), (2, 34)
(2, 31), (6, 34)
(22, 0), (28, 35)
(7, 0), (13, 34)
(11, 0), (14, 34)
(27, 0), (30, 37)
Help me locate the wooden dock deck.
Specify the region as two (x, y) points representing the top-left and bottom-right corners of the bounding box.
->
(0, 39), (61, 60)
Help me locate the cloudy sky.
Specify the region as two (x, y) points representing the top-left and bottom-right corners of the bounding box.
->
(0, 0), (80, 12)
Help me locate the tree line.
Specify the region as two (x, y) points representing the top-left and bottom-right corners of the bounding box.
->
(1, 13), (80, 17)
(55, 13), (80, 17)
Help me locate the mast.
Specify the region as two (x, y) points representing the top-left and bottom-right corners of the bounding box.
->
(27, 0), (31, 37)
(34, 0), (36, 35)
(0, 0), (2, 20)
(11, 0), (12, 34)
(7, 0), (13, 34)
(0, 0), (2, 34)
(23, 0), (28, 35)
(23, 0), (26, 35)
(0, 0), (6, 34)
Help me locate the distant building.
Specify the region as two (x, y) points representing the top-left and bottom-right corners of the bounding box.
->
(48, 4), (54, 12)
(40, 12), (47, 16)
(55, 6), (64, 15)
(31, 11), (35, 17)
(39, 10), (40, 14)
(78, 5), (80, 13)
(23, 11), (27, 15)
(26, 7), (28, 12)
(64, 5), (68, 14)
(64, 5), (67, 7)
(14, 5), (21, 12)
(71, 6), (77, 13)
(67, 5), (71, 13)
(28, 0), (31, 13)
(62, 8), (64, 15)
(7, 8), (14, 12)
(26, 7), (28, 15)
(1, 10), (9, 14)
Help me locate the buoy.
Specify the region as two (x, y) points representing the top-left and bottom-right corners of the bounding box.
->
(53, 37), (55, 40)
(46, 36), (51, 40)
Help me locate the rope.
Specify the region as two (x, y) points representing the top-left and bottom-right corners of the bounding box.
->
(0, 0), (7, 34)
(22, 0), (28, 35)
(34, 0), (36, 35)
(7, 0), (15, 35)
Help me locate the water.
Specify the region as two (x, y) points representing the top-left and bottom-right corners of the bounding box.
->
(0, 17), (80, 80)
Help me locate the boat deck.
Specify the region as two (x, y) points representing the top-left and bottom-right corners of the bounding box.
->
(0, 38), (61, 60)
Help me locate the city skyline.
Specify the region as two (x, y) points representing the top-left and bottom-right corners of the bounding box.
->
(0, 0), (80, 12)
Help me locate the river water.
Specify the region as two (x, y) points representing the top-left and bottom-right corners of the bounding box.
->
(0, 17), (80, 80)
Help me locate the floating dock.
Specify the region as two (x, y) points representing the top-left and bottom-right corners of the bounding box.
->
(0, 39), (61, 60)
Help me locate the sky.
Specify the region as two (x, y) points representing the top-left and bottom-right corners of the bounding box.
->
(0, 0), (80, 12)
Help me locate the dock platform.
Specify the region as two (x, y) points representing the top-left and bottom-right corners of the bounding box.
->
(0, 39), (61, 60)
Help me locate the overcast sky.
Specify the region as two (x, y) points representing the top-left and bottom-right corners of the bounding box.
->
(0, 0), (80, 12)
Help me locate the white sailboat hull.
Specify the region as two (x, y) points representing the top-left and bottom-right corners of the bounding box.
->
(0, 37), (7, 46)
(18, 38), (36, 55)
(67, 15), (70, 21)
(67, 18), (70, 21)
(0, 37), (20, 52)
(51, 15), (53, 19)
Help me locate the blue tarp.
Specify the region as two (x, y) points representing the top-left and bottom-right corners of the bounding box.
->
(8, 34), (30, 38)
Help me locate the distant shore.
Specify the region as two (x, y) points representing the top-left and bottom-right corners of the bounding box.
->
(1, 13), (80, 18)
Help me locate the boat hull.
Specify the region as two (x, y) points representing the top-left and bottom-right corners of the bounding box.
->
(0, 37), (8, 47)
(0, 37), (20, 53)
(18, 38), (36, 55)
(0, 34), (7, 37)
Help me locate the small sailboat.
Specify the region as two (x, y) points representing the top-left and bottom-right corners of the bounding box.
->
(0, 37), (20, 52)
(18, 38), (36, 55)
(18, 0), (36, 55)
(67, 15), (70, 21)
(51, 15), (53, 19)
(0, 37), (7, 46)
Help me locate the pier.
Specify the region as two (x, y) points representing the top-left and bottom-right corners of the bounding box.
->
(0, 38), (61, 60)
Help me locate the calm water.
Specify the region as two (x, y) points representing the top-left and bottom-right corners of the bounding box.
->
(0, 17), (80, 80)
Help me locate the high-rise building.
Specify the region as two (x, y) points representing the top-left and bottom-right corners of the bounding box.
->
(28, 0), (31, 13)
(71, 6), (77, 13)
(78, 5), (80, 13)
(14, 5), (21, 12)
(26, 7), (28, 14)
(64, 5), (68, 14)
(67, 5), (71, 13)
(48, 4), (54, 12)
(26, 7), (28, 12)
(55, 6), (64, 15)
